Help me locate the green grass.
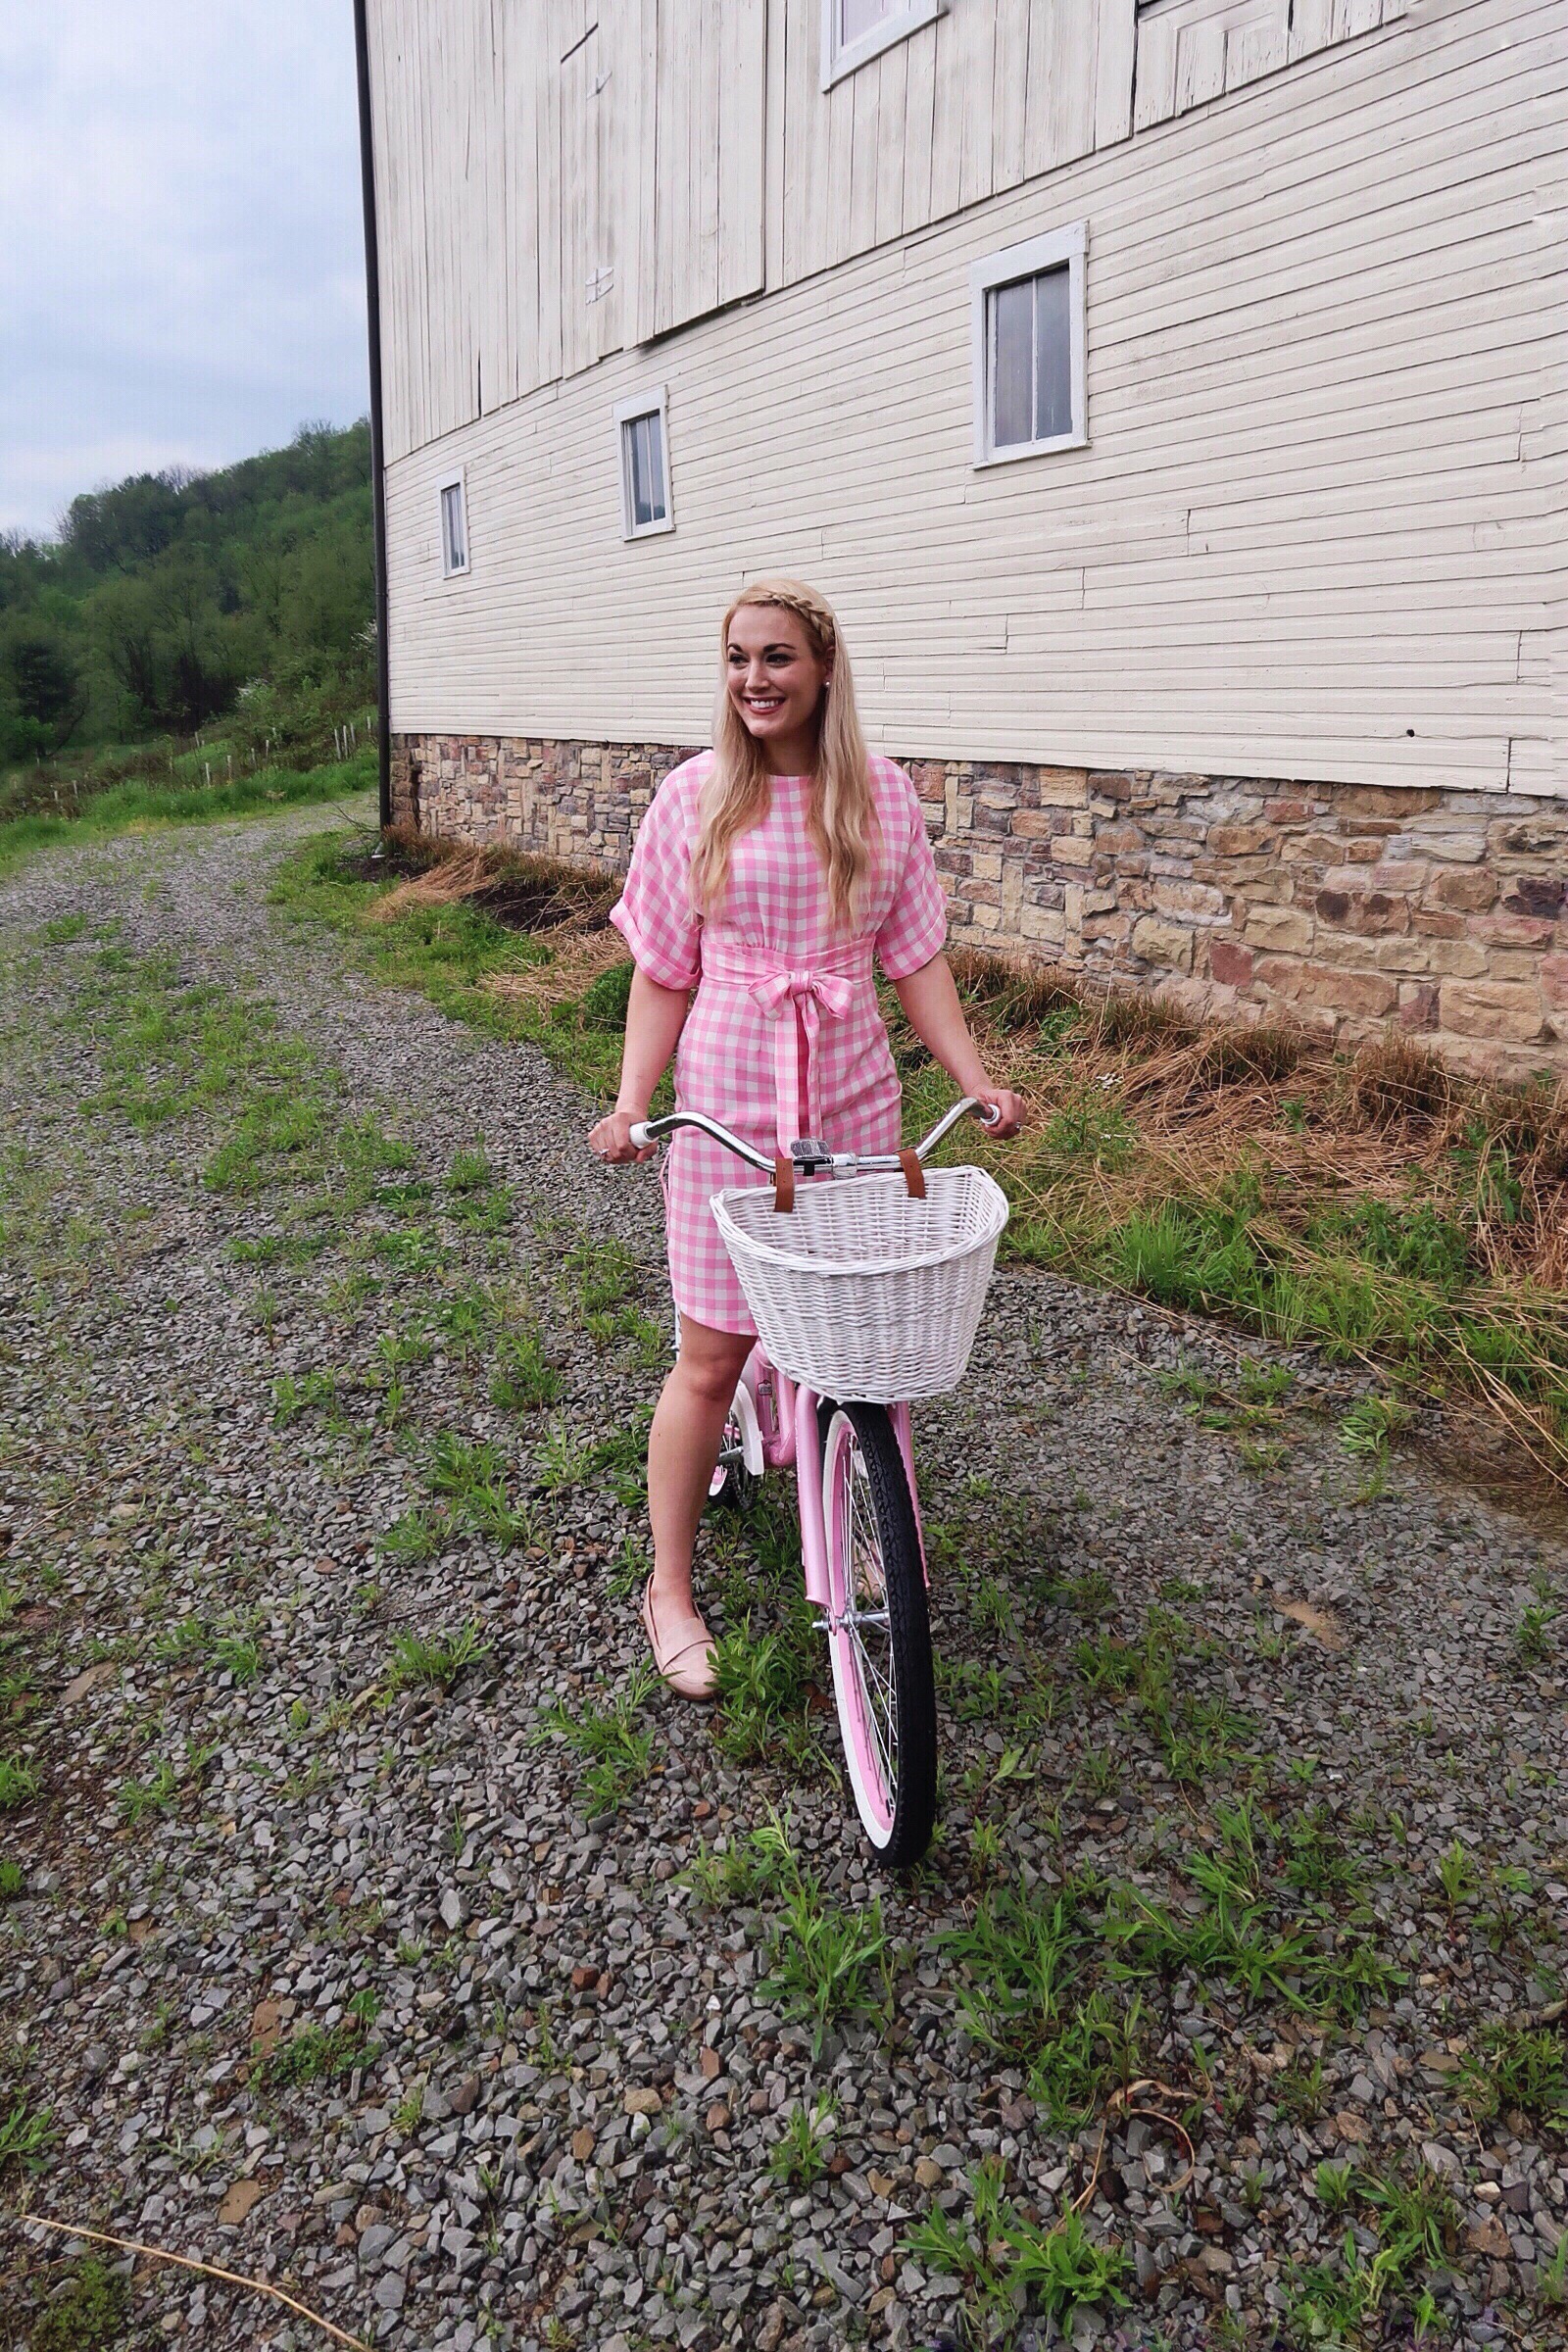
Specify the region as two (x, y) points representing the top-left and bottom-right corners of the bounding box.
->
(0, 1755), (37, 1810)
(488, 1326), (563, 1412)
(906, 2157), (1131, 2344)
(1284, 2161), (1459, 2345)
(385, 1620), (492, 1695)
(24, 2256), (129, 2352)
(1457, 2019), (1567, 2129)
(0, 756), (373, 879)
(0, 2092), (56, 2175)
(531, 1673), (658, 1813)
(254, 2020), (376, 2090)
(766, 2098), (838, 2188)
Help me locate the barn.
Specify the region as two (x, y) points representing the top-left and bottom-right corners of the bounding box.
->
(352, 0), (1566, 1075)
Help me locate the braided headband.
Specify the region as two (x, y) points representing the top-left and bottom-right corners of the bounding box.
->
(726, 587), (837, 652)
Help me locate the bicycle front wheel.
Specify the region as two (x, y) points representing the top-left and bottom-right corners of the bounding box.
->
(820, 1401), (936, 1867)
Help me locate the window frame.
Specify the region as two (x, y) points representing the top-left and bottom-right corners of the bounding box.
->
(437, 468), (469, 579)
(613, 388), (675, 541)
(820, 0), (947, 90)
(970, 224), (1090, 469)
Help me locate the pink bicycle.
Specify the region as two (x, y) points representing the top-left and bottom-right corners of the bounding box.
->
(629, 1098), (1007, 1866)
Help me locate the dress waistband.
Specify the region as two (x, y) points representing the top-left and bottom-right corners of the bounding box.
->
(699, 939), (876, 1152)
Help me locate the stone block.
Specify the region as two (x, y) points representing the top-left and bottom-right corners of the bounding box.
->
(1339, 785), (1440, 817)
(1207, 824), (1273, 857)
(1403, 826), (1488, 862)
(1316, 889), (1408, 935)
(1153, 879), (1228, 923)
(1208, 936), (1254, 988)
(1262, 797), (1321, 824)
(1438, 980), (1546, 1042)
(1030, 768), (1091, 807)
(1500, 873), (1566, 919)
(1369, 861), (1429, 895)
(1471, 911), (1557, 948)
(1411, 908), (1469, 942)
(1430, 866), (1497, 913)
(1290, 965), (1399, 1018)
(1132, 917), (1194, 972)
(1010, 808), (1069, 840)
(1397, 982), (1440, 1032)
(1017, 905), (1067, 945)
(1095, 823), (1146, 855)
(1541, 953), (1568, 1010)
(1054, 835), (1096, 866)
(1490, 817), (1568, 857)
(1245, 905), (1314, 954)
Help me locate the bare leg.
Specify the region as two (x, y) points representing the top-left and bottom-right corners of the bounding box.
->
(647, 1314), (755, 1621)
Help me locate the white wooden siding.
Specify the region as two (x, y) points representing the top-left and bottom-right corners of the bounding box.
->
(367, 0), (1414, 464)
(631, 0), (767, 341)
(377, 0), (1564, 795)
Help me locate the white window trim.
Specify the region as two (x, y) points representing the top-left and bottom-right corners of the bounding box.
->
(613, 387), (675, 541)
(970, 223), (1090, 469)
(820, 0), (947, 90)
(437, 468), (469, 578)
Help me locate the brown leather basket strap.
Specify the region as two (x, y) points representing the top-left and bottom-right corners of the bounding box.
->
(772, 1153), (796, 1213)
(899, 1148), (927, 1200)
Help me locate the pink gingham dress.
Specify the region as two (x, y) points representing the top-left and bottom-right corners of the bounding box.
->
(610, 753), (949, 1335)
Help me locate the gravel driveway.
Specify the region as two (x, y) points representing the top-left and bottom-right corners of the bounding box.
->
(1, 805), (1564, 2352)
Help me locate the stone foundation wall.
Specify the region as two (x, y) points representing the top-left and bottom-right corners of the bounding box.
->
(392, 733), (1567, 1077)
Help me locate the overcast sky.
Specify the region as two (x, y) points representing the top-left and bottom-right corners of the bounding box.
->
(0, 4), (368, 542)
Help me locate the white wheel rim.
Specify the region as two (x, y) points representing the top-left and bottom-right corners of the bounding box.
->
(824, 1413), (898, 1846)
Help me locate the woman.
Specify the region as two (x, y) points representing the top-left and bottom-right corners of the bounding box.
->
(589, 579), (1023, 1698)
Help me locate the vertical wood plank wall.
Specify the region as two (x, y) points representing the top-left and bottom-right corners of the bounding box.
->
(368, 0), (1564, 795)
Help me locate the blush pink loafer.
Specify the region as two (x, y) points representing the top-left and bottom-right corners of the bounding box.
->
(641, 1580), (718, 1702)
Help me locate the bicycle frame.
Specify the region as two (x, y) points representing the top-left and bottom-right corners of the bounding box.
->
(737, 1348), (924, 1607)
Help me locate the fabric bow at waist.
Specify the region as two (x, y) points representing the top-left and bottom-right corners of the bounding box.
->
(702, 940), (875, 1153)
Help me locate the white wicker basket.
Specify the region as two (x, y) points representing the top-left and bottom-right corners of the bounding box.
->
(710, 1165), (1009, 1402)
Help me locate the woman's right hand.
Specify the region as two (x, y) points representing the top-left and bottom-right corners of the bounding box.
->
(589, 1109), (658, 1165)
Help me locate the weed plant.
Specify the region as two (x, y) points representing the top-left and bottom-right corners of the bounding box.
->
(905, 2156), (1131, 2344)
(255, 2019), (377, 2090)
(532, 1673), (658, 1813)
(385, 1620), (492, 1695)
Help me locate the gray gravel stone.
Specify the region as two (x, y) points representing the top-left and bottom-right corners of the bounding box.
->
(0, 804), (1563, 2352)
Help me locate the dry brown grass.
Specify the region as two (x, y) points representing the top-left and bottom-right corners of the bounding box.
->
(368, 831), (621, 932)
(945, 959), (1568, 1277)
(366, 846), (495, 919)
(479, 926), (631, 1007)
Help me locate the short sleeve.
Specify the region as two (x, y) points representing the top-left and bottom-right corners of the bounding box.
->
(874, 767), (949, 980)
(610, 766), (703, 990)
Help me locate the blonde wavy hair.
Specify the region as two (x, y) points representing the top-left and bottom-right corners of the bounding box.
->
(689, 577), (875, 931)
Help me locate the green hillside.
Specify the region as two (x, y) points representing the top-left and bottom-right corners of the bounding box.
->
(0, 420), (373, 771)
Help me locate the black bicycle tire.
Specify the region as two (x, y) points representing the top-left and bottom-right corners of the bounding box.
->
(824, 1399), (938, 1869)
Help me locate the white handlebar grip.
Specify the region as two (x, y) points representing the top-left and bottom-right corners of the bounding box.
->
(978, 1102), (1003, 1126)
(628, 1121), (654, 1148)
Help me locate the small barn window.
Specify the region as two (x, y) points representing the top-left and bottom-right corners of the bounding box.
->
(971, 225), (1089, 468)
(613, 390), (674, 540)
(821, 0), (946, 89)
(438, 473), (468, 576)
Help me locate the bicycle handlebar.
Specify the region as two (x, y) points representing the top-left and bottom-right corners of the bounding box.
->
(627, 1095), (1001, 1176)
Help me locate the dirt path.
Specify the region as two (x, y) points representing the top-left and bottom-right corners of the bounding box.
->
(1, 806), (1564, 2352)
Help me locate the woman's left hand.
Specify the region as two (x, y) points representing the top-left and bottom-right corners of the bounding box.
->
(972, 1085), (1025, 1139)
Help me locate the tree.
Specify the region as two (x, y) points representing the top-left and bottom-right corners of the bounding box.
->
(1, 627), (85, 751)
